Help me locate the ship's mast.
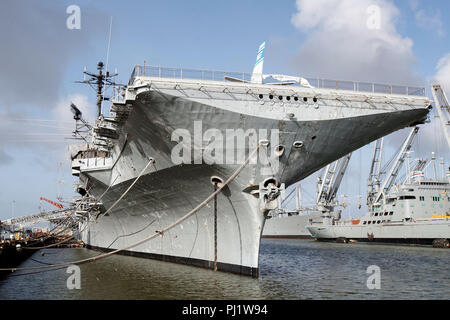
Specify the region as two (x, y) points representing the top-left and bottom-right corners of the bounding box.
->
(77, 61), (119, 118)
(96, 62), (104, 117)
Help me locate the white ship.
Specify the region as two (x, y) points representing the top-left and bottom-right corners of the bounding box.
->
(262, 210), (321, 239)
(70, 43), (432, 276)
(264, 150), (354, 239)
(262, 184), (322, 239)
(308, 86), (450, 247)
(307, 157), (450, 246)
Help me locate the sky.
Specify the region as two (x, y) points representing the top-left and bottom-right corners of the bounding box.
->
(0, 0), (449, 221)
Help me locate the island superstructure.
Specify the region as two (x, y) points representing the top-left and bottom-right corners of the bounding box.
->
(69, 43), (432, 276)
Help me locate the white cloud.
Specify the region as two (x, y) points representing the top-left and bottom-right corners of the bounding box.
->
(52, 94), (96, 127)
(419, 52), (450, 161)
(283, 1), (449, 217)
(385, 52), (450, 170)
(434, 53), (450, 95)
(0, 93), (94, 169)
(290, 0), (422, 85)
(0, 1), (104, 110)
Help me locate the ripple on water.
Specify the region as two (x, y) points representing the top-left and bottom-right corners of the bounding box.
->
(0, 240), (448, 299)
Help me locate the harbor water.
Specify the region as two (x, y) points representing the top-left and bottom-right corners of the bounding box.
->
(0, 239), (448, 300)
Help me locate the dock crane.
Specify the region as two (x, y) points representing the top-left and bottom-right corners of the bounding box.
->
(431, 84), (450, 149)
(371, 126), (420, 207)
(40, 197), (64, 209)
(316, 153), (352, 213)
(367, 138), (384, 206)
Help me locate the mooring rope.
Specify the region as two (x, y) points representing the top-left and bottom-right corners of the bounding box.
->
(97, 158), (154, 219)
(22, 159), (144, 250)
(26, 172), (123, 247)
(0, 143), (262, 272)
(105, 218), (157, 249)
(22, 185), (98, 246)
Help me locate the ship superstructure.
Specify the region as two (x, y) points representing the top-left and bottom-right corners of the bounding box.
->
(69, 43), (432, 276)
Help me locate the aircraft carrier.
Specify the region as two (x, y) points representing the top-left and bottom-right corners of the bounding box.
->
(69, 43), (432, 276)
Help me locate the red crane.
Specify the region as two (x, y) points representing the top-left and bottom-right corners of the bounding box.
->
(40, 197), (64, 209)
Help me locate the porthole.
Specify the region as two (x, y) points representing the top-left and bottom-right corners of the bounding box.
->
(279, 96), (283, 100)
(377, 221), (381, 224)
(286, 96), (291, 101)
(313, 97), (318, 103)
(311, 136), (316, 140)
(303, 97), (308, 102)
(269, 94), (273, 99)
(263, 177), (279, 188)
(294, 97), (299, 101)
(259, 94), (263, 99)
(293, 141), (304, 148)
(274, 145), (285, 157)
(210, 176), (224, 187)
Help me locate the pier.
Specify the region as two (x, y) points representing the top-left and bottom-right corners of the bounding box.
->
(0, 234), (85, 278)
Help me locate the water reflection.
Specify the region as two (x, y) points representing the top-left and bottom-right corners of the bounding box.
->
(0, 239), (448, 300)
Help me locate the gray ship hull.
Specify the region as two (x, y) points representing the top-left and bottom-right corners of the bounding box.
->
(262, 212), (323, 239)
(307, 178), (450, 246)
(307, 220), (450, 245)
(73, 70), (431, 276)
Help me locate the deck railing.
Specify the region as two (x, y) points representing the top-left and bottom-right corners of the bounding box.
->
(129, 65), (425, 97)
